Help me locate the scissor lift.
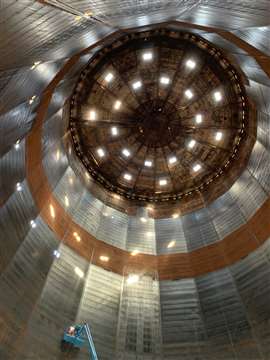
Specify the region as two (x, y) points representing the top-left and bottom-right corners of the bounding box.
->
(61, 323), (98, 359)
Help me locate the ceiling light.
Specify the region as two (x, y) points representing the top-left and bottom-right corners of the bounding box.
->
(188, 139), (196, 149)
(122, 148), (130, 157)
(50, 204), (55, 218)
(172, 213), (179, 219)
(29, 95), (36, 105)
(53, 249), (60, 258)
(30, 220), (36, 228)
(159, 179), (167, 186)
(185, 89), (193, 99)
(131, 250), (139, 256)
(124, 173), (132, 181)
(140, 217), (147, 223)
(104, 72), (114, 82)
(144, 160), (152, 167)
(160, 76), (170, 85)
(73, 231), (81, 242)
(167, 240), (176, 248)
(142, 52), (153, 61)
(89, 110), (96, 121)
(195, 114), (203, 124)
(193, 164), (201, 172)
(214, 91), (222, 102)
(186, 59), (196, 69)
(100, 255), (109, 262)
(114, 100), (122, 110)
(16, 182), (22, 191)
(127, 274), (139, 285)
(97, 147), (105, 158)
(169, 156), (177, 164)
(111, 126), (118, 136)
(64, 195), (69, 207)
(14, 140), (20, 150)
(74, 267), (84, 278)
(215, 131), (223, 141)
(132, 80), (142, 90)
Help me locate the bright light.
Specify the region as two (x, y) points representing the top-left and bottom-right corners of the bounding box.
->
(124, 173), (132, 181)
(74, 267), (84, 278)
(29, 95), (36, 105)
(132, 80), (142, 90)
(114, 100), (122, 110)
(186, 59), (196, 69)
(144, 160), (152, 167)
(14, 140), (20, 150)
(16, 182), (22, 192)
(69, 177), (74, 185)
(73, 231), (81, 242)
(185, 89), (193, 99)
(97, 147), (105, 158)
(64, 195), (69, 207)
(100, 255), (109, 262)
(55, 149), (60, 161)
(193, 164), (202, 172)
(111, 126), (118, 136)
(169, 156), (177, 164)
(215, 132), (223, 141)
(122, 148), (130, 157)
(140, 217), (147, 223)
(50, 204), (55, 218)
(167, 240), (176, 248)
(214, 91), (222, 102)
(160, 76), (170, 85)
(195, 114), (203, 124)
(127, 274), (139, 285)
(89, 110), (96, 121)
(105, 72), (114, 82)
(172, 213), (179, 219)
(159, 179), (167, 186)
(131, 250), (139, 256)
(53, 249), (60, 258)
(31, 61), (41, 70)
(188, 139), (196, 149)
(142, 52), (153, 61)
(30, 220), (36, 228)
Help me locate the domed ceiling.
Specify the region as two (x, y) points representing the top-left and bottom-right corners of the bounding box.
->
(69, 29), (256, 214)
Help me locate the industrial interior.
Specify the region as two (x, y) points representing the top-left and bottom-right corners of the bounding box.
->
(1, 1), (270, 359)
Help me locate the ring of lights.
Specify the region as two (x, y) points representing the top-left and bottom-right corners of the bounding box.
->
(70, 29), (255, 211)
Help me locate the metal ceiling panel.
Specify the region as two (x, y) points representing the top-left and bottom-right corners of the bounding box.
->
(232, 26), (270, 56)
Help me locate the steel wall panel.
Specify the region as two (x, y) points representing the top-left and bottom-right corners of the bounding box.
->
(155, 218), (187, 254)
(126, 216), (156, 254)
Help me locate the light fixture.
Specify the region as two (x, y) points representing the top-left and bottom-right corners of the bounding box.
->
(14, 140), (20, 150)
(113, 194), (120, 200)
(55, 149), (60, 161)
(160, 76), (170, 85)
(100, 255), (109, 262)
(50, 204), (55, 218)
(64, 195), (69, 207)
(167, 240), (176, 248)
(159, 179), (167, 186)
(124, 173), (132, 181)
(195, 114), (203, 124)
(53, 249), (61, 258)
(88, 110), (96, 121)
(73, 231), (81, 242)
(144, 160), (152, 167)
(97, 147), (105, 158)
(30, 220), (36, 228)
(213, 91), (222, 102)
(169, 156), (177, 164)
(122, 148), (130, 157)
(69, 177), (74, 185)
(31, 61), (41, 70)
(140, 217), (147, 223)
(16, 182), (22, 192)
(127, 274), (139, 285)
(185, 89), (193, 99)
(104, 72), (114, 82)
(74, 267), (84, 278)
(172, 213), (179, 219)
(188, 139), (196, 149)
(186, 59), (196, 69)
(132, 80), (142, 90)
(142, 52), (153, 61)
(131, 250), (139, 256)
(29, 95), (36, 105)
(111, 126), (118, 136)
(114, 100), (122, 110)
(193, 164), (201, 172)
(215, 131), (223, 141)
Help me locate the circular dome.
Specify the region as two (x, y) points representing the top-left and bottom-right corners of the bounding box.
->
(70, 29), (255, 211)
